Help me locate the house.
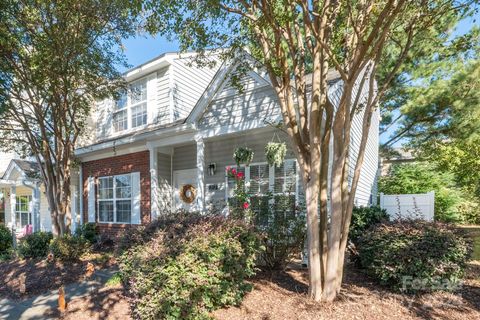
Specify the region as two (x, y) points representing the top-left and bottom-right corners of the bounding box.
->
(0, 152), (73, 233)
(74, 52), (380, 237)
(380, 147), (416, 176)
(0, 51), (380, 237)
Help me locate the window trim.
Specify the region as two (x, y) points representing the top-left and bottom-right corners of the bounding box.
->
(97, 173), (133, 224)
(224, 159), (298, 201)
(111, 78), (148, 134)
(15, 195), (32, 228)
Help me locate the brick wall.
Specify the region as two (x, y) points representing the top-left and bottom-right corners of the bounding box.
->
(81, 150), (151, 238)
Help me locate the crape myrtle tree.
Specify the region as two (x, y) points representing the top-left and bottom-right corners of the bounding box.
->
(0, 0), (139, 236)
(144, 0), (476, 301)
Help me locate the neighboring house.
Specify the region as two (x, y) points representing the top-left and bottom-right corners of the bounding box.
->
(0, 153), (50, 232)
(74, 52), (380, 237)
(380, 147), (415, 176)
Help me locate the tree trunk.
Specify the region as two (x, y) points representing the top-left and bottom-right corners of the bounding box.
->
(304, 174), (322, 301)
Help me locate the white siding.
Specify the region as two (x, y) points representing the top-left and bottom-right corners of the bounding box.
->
(198, 72), (279, 130)
(156, 67), (171, 124)
(157, 152), (173, 213)
(171, 56), (219, 120)
(0, 152), (14, 177)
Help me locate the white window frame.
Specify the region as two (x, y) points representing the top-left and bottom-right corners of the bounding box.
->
(224, 159), (298, 202)
(111, 78), (148, 133)
(15, 195), (32, 228)
(97, 174), (133, 224)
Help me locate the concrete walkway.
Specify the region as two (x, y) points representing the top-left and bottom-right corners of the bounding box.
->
(0, 269), (117, 320)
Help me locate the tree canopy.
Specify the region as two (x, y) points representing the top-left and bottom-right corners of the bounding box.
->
(0, 0), (139, 235)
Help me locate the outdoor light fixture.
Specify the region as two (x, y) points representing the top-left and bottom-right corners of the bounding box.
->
(208, 163), (217, 176)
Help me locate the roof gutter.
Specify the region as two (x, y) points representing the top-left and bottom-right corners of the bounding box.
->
(75, 122), (197, 157)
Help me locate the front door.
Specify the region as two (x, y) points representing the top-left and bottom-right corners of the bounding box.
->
(173, 169), (198, 211)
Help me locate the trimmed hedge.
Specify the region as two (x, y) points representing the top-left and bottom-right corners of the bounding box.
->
(18, 231), (53, 259)
(118, 212), (263, 320)
(357, 221), (469, 293)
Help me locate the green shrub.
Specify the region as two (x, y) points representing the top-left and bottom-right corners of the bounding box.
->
(74, 223), (97, 244)
(253, 194), (306, 270)
(18, 231), (53, 259)
(0, 225), (13, 256)
(118, 213), (263, 320)
(357, 221), (469, 293)
(49, 235), (90, 262)
(349, 206), (389, 243)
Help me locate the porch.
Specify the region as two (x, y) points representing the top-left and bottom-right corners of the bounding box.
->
(148, 127), (299, 218)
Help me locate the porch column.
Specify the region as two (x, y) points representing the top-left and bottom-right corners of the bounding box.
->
(10, 186), (16, 247)
(30, 184), (40, 232)
(149, 146), (159, 220)
(195, 136), (205, 212)
(71, 185), (77, 233)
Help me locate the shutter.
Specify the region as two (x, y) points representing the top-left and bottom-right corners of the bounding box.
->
(147, 73), (158, 124)
(131, 172), (141, 224)
(87, 176), (96, 223)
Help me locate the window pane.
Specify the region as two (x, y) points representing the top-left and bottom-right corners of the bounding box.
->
(113, 109), (128, 132)
(99, 201), (114, 222)
(115, 90), (127, 110)
(274, 160), (296, 194)
(131, 103), (147, 128)
(99, 177), (114, 199)
(15, 212), (20, 229)
(250, 164), (269, 195)
(116, 174), (132, 198)
(130, 81), (147, 104)
(116, 200), (131, 223)
(21, 212), (29, 227)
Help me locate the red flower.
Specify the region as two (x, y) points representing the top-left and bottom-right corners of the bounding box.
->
(226, 166), (231, 172)
(231, 168), (237, 175)
(236, 171), (244, 179)
(242, 202), (250, 210)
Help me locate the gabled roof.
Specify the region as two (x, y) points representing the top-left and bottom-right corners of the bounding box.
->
(186, 58), (343, 125)
(2, 159), (41, 180)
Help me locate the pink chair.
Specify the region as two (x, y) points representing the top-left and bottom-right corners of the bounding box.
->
(18, 224), (33, 238)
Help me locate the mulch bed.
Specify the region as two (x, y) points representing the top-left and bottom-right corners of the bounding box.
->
(54, 262), (480, 320)
(52, 285), (130, 320)
(213, 262), (480, 320)
(0, 253), (116, 300)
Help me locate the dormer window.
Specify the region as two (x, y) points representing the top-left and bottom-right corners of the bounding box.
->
(112, 79), (148, 133)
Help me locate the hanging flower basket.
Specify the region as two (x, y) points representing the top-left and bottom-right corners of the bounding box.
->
(233, 147), (254, 166)
(265, 142), (287, 167)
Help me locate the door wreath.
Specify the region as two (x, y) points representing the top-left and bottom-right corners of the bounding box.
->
(179, 184), (197, 204)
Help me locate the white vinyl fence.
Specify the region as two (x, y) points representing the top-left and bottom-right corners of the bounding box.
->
(380, 191), (435, 221)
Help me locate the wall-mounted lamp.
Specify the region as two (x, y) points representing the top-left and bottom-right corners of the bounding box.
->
(208, 163), (217, 176)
